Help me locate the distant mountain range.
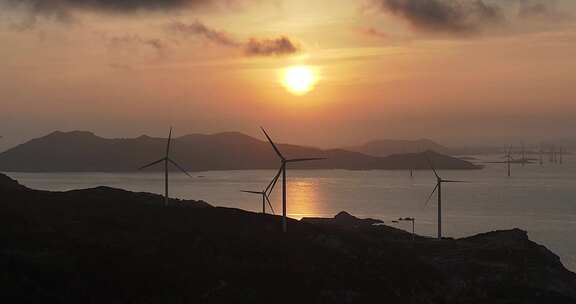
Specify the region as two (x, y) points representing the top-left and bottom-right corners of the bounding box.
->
(347, 139), (451, 157)
(0, 131), (481, 172)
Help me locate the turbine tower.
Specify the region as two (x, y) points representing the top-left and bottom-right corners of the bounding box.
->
(539, 146), (544, 166)
(139, 127), (192, 206)
(425, 156), (466, 239)
(521, 142), (526, 166)
(240, 170), (281, 215)
(261, 127), (326, 232)
(506, 147), (512, 177)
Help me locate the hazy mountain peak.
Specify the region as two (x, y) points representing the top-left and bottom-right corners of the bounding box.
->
(45, 130), (98, 138)
(349, 138), (451, 157)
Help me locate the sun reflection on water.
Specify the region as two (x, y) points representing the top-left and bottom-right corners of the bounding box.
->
(268, 178), (327, 220)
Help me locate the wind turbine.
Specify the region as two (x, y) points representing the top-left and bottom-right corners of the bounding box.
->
(539, 146), (544, 166)
(425, 156), (467, 239)
(260, 127), (326, 233)
(139, 127), (192, 206)
(505, 147), (513, 177)
(403, 145), (413, 177)
(484, 147), (512, 176)
(521, 142), (526, 166)
(240, 170), (281, 215)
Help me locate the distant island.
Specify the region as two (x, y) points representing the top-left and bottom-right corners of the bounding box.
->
(0, 131), (481, 172)
(346, 138), (452, 156)
(1, 173), (575, 303)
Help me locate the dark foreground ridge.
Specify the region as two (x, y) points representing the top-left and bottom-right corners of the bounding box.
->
(1, 173), (575, 303)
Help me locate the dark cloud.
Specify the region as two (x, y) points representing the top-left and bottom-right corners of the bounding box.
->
(3, 0), (234, 15)
(244, 36), (299, 56)
(370, 0), (562, 36)
(168, 20), (301, 57)
(371, 0), (503, 34)
(1, 0), (245, 29)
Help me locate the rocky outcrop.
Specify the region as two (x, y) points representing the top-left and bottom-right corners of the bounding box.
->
(0, 173), (26, 191)
(301, 211), (383, 227)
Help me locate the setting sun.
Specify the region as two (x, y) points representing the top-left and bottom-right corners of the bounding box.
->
(282, 66), (317, 95)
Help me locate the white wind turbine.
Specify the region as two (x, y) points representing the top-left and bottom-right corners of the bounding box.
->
(139, 127), (192, 206)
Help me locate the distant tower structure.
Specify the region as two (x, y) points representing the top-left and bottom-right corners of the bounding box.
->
(553, 146), (558, 164)
(539, 146), (544, 166)
(506, 147), (512, 177)
(559, 147), (564, 164)
(521, 142), (526, 166)
(404, 145), (413, 177)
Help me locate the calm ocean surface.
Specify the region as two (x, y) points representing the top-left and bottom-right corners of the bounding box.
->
(6, 155), (576, 271)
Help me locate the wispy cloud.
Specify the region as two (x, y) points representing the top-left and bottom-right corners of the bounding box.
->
(108, 35), (168, 51)
(360, 27), (390, 39)
(168, 20), (301, 57)
(518, 0), (563, 19)
(168, 20), (240, 47)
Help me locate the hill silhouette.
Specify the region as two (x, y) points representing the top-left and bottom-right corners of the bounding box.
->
(0, 131), (480, 172)
(1, 173), (575, 303)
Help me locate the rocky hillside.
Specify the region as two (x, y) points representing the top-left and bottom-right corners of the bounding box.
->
(1, 173), (573, 303)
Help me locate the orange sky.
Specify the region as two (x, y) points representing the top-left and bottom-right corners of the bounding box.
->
(1, 0), (576, 150)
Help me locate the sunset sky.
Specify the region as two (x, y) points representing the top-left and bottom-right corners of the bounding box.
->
(1, 0), (576, 150)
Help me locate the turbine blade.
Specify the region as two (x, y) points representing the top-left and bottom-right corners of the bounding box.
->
(442, 180), (468, 183)
(266, 166), (283, 196)
(138, 158), (165, 170)
(265, 195), (276, 215)
(424, 184), (439, 207)
(166, 126), (173, 156)
(425, 154), (440, 179)
(265, 167), (283, 194)
(168, 158), (192, 178)
(260, 127), (285, 160)
(286, 157), (327, 163)
(240, 190), (262, 195)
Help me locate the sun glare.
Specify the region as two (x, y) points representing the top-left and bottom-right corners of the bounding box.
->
(282, 66), (317, 95)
